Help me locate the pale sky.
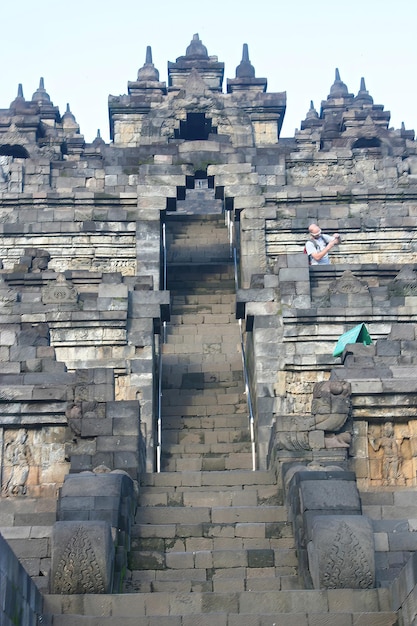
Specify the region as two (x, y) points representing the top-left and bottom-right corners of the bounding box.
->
(2, 0), (416, 143)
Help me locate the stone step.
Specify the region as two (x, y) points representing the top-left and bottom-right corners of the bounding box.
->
(161, 390), (245, 403)
(161, 404), (247, 419)
(161, 442), (253, 455)
(132, 522), (296, 544)
(162, 348), (241, 362)
(167, 313), (238, 327)
(161, 429), (251, 446)
(162, 370), (244, 391)
(167, 261), (234, 274)
(161, 389), (246, 404)
(160, 452), (254, 472)
(168, 283), (236, 295)
(165, 210), (225, 221)
(44, 588), (394, 619)
(140, 470), (276, 488)
(162, 356), (242, 376)
(161, 415), (249, 429)
(168, 271), (234, 281)
(126, 552), (299, 593)
(167, 216), (226, 225)
(162, 340), (241, 356)
(125, 573), (293, 593)
(171, 294), (235, 305)
(166, 215), (227, 229)
(44, 610), (400, 625)
(170, 303), (235, 315)
(167, 230), (228, 241)
(167, 235), (228, 245)
(129, 537), (297, 564)
(135, 505), (288, 525)
(138, 486), (281, 508)
(160, 405), (248, 419)
(167, 251), (231, 266)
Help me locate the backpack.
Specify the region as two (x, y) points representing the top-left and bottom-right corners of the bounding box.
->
(303, 238), (320, 265)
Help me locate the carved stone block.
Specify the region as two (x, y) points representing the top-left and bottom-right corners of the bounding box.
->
(307, 515), (375, 589)
(51, 520), (114, 594)
(299, 477), (361, 514)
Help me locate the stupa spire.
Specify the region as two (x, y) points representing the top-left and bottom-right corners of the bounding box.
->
(137, 45), (160, 82)
(354, 76), (374, 105)
(329, 68), (349, 98)
(185, 33), (208, 58)
(236, 43), (255, 79)
(32, 77), (51, 104)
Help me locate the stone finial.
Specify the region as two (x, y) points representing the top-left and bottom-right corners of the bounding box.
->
(354, 77), (374, 105)
(137, 45), (160, 82)
(185, 33), (209, 58)
(329, 68), (349, 97)
(92, 128), (105, 146)
(306, 100), (319, 120)
(235, 43), (255, 79)
(32, 77), (51, 104)
(10, 83), (25, 108)
(62, 103), (79, 129)
(300, 100), (321, 130)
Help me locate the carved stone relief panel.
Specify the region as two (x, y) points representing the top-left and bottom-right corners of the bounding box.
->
(42, 274), (78, 304)
(307, 515), (375, 590)
(367, 421), (413, 487)
(1, 427), (69, 496)
(52, 521), (114, 594)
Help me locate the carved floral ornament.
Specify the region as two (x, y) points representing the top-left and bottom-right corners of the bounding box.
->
(54, 526), (106, 594)
(42, 274), (78, 304)
(389, 264), (417, 296)
(328, 270), (369, 294)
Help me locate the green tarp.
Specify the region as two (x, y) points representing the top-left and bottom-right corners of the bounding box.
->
(333, 323), (372, 357)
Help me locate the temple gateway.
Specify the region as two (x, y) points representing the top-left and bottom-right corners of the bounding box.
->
(1, 34), (417, 625)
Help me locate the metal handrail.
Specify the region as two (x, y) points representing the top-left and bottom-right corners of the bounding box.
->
(228, 215), (256, 471)
(156, 221), (167, 473)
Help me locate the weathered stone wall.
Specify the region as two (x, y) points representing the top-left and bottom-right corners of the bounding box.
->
(0, 531), (42, 625)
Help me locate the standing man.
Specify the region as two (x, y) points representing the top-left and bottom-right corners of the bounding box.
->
(305, 223), (340, 265)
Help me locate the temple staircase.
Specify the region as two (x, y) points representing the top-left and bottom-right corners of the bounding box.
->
(43, 206), (397, 623)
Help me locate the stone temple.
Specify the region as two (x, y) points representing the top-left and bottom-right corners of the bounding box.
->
(1, 33), (417, 624)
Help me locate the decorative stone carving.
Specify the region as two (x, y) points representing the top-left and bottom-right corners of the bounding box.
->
(388, 265), (417, 297)
(274, 380), (352, 451)
(52, 521), (114, 594)
(1, 428), (31, 496)
(184, 68), (211, 97)
(368, 421), (407, 486)
(286, 466), (375, 589)
(307, 516), (375, 589)
(324, 432), (351, 448)
(328, 270), (369, 294)
(311, 380), (351, 432)
(42, 274), (78, 304)
(275, 429), (310, 451)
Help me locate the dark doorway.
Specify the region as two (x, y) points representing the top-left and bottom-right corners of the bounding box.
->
(175, 113), (217, 141)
